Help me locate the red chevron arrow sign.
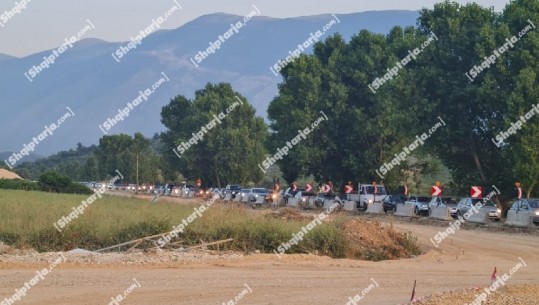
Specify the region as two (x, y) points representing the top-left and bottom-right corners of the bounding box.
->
(470, 186), (483, 199)
(431, 185), (442, 196)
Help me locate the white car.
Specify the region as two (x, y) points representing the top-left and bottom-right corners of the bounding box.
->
(356, 184), (387, 211)
(239, 189), (251, 203)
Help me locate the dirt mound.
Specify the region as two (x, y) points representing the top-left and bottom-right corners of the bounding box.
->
(342, 219), (419, 260)
(0, 169), (22, 179)
(409, 284), (539, 305)
(0, 242), (14, 254)
(266, 207), (310, 221)
(0, 241), (36, 255)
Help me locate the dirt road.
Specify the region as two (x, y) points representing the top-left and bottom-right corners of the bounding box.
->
(0, 217), (537, 305)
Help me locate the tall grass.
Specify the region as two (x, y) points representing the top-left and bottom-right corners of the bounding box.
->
(0, 190), (188, 251)
(0, 190), (419, 259)
(0, 190), (348, 257)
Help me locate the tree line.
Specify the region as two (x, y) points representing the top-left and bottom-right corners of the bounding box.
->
(6, 0), (539, 201)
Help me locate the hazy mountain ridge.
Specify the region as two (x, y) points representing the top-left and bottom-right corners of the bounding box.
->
(0, 10), (419, 157)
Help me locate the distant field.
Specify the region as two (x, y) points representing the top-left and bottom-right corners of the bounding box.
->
(0, 190), (340, 256)
(0, 190), (419, 260)
(0, 190), (196, 251)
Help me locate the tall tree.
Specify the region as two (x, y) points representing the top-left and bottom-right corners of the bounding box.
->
(500, 0), (539, 197)
(161, 83), (268, 187)
(415, 1), (515, 194)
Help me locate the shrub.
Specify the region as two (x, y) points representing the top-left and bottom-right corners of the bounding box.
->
(0, 179), (39, 191)
(38, 171), (92, 195)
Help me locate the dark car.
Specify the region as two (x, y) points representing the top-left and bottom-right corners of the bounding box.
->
(292, 190), (316, 207)
(225, 184), (242, 198)
(383, 194), (407, 213)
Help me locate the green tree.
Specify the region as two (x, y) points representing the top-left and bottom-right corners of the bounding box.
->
(95, 134), (134, 180)
(268, 29), (436, 188)
(500, 0), (539, 197)
(161, 83), (268, 187)
(414, 1), (515, 195)
(83, 156), (100, 181)
(38, 171), (72, 193)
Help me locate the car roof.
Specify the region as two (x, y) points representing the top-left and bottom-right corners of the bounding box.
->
(518, 198), (539, 206)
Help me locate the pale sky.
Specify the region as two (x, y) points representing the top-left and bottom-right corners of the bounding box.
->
(0, 0), (510, 57)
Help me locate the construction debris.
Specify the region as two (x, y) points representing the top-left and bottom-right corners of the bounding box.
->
(94, 233), (233, 254)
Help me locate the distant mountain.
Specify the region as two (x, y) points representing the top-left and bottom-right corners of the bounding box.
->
(0, 151), (43, 165)
(0, 53), (17, 62)
(9, 144), (97, 180)
(0, 10), (419, 156)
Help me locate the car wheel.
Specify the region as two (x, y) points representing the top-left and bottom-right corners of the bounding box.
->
(414, 207), (419, 216)
(393, 206), (397, 213)
(428, 208), (432, 216)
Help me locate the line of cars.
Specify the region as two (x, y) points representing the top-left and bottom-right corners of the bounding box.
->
(223, 185), (274, 206)
(82, 182), (157, 192)
(222, 184), (320, 207)
(99, 179), (532, 224)
(382, 194), (501, 221)
(208, 183), (535, 226)
(176, 182), (537, 225)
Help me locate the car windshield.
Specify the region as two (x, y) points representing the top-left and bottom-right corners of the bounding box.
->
(525, 200), (539, 208)
(417, 197), (431, 202)
(253, 189), (266, 193)
(364, 186), (387, 195)
(229, 185), (241, 190)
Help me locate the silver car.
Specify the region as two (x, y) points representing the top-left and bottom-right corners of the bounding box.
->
(248, 188), (270, 203)
(450, 197), (500, 221)
(239, 189), (251, 203)
(406, 196), (431, 216)
(510, 198), (539, 225)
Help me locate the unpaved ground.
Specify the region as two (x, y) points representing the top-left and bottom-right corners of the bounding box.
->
(0, 214), (537, 305)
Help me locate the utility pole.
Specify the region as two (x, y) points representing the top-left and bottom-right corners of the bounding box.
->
(136, 154), (139, 195)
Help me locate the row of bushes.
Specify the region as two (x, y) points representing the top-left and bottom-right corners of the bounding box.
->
(0, 179), (39, 191)
(0, 171), (92, 195)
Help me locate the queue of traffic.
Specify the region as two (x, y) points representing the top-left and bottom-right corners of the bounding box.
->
(102, 179), (538, 228)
